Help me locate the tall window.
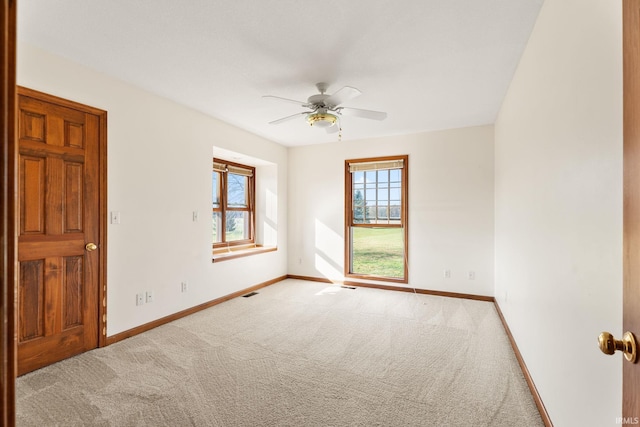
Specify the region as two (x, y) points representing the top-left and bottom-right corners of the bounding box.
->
(213, 159), (255, 249)
(345, 155), (408, 283)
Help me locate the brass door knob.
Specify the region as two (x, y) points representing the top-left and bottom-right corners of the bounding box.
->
(598, 331), (637, 363)
(85, 242), (98, 252)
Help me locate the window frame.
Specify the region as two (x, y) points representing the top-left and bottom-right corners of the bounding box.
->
(213, 158), (256, 250)
(344, 155), (409, 283)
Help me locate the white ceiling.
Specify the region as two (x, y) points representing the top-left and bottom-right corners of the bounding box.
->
(17, 0), (543, 147)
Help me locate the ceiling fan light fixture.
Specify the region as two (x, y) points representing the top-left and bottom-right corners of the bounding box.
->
(306, 112), (337, 128)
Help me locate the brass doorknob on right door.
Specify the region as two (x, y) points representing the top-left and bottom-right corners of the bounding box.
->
(598, 331), (637, 363)
(85, 242), (97, 252)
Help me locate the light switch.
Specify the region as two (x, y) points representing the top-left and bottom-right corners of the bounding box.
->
(110, 211), (121, 224)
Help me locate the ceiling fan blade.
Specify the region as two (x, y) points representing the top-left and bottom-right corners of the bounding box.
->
(323, 86), (362, 108)
(268, 112), (308, 125)
(338, 107), (387, 121)
(262, 95), (310, 107)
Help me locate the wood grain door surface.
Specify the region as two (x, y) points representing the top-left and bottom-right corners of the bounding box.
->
(624, 0), (640, 419)
(17, 88), (103, 375)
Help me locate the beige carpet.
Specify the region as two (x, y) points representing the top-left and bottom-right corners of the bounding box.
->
(17, 279), (544, 426)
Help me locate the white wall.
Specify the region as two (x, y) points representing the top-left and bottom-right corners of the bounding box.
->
(494, 1), (622, 426)
(288, 125), (495, 296)
(17, 43), (288, 336)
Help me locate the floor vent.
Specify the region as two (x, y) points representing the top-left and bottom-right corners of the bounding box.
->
(242, 292), (259, 298)
(341, 286), (356, 290)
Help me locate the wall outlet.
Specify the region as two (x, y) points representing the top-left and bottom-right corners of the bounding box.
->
(444, 269), (451, 279)
(145, 291), (154, 303)
(468, 271), (476, 280)
(181, 281), (188, 293)
(136, 293), (144, 306)
(192, 211), (199, 222)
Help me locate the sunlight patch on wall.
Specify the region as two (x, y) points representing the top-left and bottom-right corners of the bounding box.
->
(266, 188), (277, 223)
(314, 219), (343, 280)
(314, 254), (342, 281)
(259, 167), (278, 246)
(263, 221), (277, 247)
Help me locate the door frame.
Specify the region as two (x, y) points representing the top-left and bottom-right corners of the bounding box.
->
(17, 85), (109, 351)
(1, 1), (17, 425)
(623, 0), (640, 418)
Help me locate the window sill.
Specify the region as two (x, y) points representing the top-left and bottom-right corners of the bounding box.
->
(344, 273), (408, 285)
(212, 245), (277, 263)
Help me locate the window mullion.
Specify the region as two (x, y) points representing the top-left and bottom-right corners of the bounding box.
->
(375, 172), (379, 223)
(387, 180), (391, 226)
(363, 173), (368, 224)
(351, 173), (355, 226)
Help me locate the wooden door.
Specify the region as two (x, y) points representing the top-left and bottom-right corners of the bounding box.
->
(624, 0), (640, 419)
(17, 87), (106, 375)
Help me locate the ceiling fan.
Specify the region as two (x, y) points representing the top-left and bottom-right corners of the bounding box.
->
(263, 83), (387, 134)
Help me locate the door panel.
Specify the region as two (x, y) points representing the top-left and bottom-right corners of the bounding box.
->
(17, 89), (105, 375)
(64, 162), (84, 232)
(19, 156), (45, 234)
(623, 0), (640, 418)
(63, 255), (84, 329)
(18, 260), (44, 342)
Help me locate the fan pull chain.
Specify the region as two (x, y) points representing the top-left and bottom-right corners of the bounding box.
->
(339, 126), (342, 141)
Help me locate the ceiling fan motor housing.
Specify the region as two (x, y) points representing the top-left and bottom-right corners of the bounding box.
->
(307, 94), (330, 107)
